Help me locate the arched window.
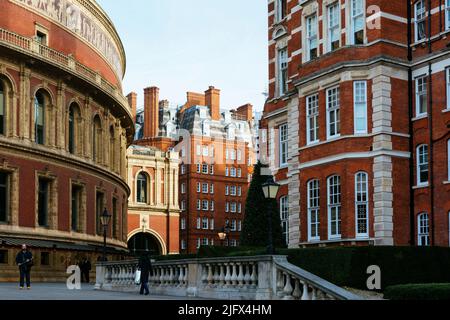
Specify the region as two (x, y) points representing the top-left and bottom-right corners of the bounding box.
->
(327, 175), (341, 239)
(355, 172), (369, 238)
(418, 213), (430, 246)
(307, 179), (320, 241)
(0, 81), (4, 135)
(416, 144), (429, 186)
(68, 105), (76, 154)
(136, 172), (148, 204)
(34, 91), (46, 145)
(109, 126), (115, 170)
(280, 196), (289, 246)
(92, 115), (102, 163)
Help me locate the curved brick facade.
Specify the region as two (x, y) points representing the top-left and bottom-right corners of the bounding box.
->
(0, 0), (133, 281)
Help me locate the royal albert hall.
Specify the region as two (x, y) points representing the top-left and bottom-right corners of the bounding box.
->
(0, 0), (134, 281)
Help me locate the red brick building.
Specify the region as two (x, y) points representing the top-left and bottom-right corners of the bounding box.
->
(0, 0), (134, 281)
(261, 0), (450, 248)
(129, 86), (256, 253)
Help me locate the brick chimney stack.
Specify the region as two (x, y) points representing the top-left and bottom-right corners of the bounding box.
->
(205, 86), (221, 121)
(144, 86), (160, 138)
(236, 103), (253, 121)
(126, 92), (137, 123)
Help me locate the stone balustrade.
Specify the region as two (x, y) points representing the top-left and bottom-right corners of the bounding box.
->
(95, 256), (362, 300)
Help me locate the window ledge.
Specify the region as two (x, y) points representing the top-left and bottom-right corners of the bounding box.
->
(413, 184), (429, 190)
(442, 109), (450, 114)
(412, 114), (428, 121)
(443, 181), (450, 185)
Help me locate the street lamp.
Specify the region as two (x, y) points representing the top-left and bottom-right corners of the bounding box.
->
(100, 208), (111, 262)
(218, 223), (231, 247)
(262, 176), (280, 255)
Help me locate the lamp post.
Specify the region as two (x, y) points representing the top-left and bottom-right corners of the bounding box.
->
(100, 208), (111, 262)
(262, 176), (280, 255)
(218, 223), (231, 247)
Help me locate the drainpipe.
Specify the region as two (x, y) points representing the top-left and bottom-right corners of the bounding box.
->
(427, 0), (435, 246)
(407, 0), (415, 246)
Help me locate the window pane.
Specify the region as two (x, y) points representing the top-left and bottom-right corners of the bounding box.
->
(38, 180), (49, 227)
(0, 172), (8, 223)
(0, 84), (4, 135)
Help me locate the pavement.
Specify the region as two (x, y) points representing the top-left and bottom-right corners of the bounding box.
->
(0, 283), (198, 300)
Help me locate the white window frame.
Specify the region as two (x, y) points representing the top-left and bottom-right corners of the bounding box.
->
(418, 213), (430, 246)
(210, 201), (215, 211)
(225, 186), (229, 196)
(197, 182), (201, 193)
(196, 238), (201, 249)
(279, 123), (288, 167)
(231, 220), (237, 232)
(327, 175), (342, 240)
(181, 240), (186, 250)
(196, 144), (201, 156)
(238, 186), (242, 196)
(181, 164), (186, 175)
(202, 217), (209, 230)
(446, 68), (450, 110)
(326, 86), (341, 139)
(446, 0), (450, 30)
(237, 168), (242, 177)
(415, 0), (426, 42)
(238, 203), (242, 213)
(327, 2), (341, 52)
(354, 81), (368, 134)
(355, 172), (369, 238)
(350, 0), (365, 45)
(197, 200), (201, 210)
(225, 202), (230, 213)
(196, 164), (201, 173)
(225, 167), (229, 177)
(231, 167), (237, 177)
(230, 186), (237, 196)
(278, 48), (288, 97)
(276, 0), (287, 22)
(210, 218), (215, 230)
(280, 196), (289, 245)
(202, 200), (209, 211)
(202, 183), (209, 194)
(181, 200), (186, 211)
(181, 218), (186, 230)
(416, 144), (429, 186)
(307, 180), (320, 242)
(181, 183), (186, 194)
(202, 164), (209, 174)
(210, 165), (214, 175)
(230, 202), (237, 213)
(210, 184), (214, 194)
(415, 75), (428, 117)
(306, 94), (319, 144)
(448, 139), (450, 181)
(202, 146), (209, 157)
(197, 217), (201, 230)
(306, 14), (318, 61)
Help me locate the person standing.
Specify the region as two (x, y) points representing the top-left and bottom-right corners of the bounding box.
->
(82, 258), (91, 284)
(15, 244), (33, 290)
(138, 252), (152, 296)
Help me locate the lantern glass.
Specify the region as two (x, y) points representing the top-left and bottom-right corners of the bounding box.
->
(262, 177), (280, 199)
(100, 209), (111, 227)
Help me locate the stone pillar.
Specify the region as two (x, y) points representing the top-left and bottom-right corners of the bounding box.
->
(19, 66), (31, 140)
(56, 83), (66, 149)
(371, 69), (394, 245)
(84, 98), (92, 158)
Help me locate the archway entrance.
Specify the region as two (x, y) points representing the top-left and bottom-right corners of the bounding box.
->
(127, 232), (163, 256)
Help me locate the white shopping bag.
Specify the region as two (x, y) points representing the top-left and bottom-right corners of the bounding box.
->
(134, 269), (141, 285)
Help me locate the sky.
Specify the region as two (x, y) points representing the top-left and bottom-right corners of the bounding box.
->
(96, 0), (268, 112)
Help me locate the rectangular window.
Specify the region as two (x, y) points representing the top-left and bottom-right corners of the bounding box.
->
(181, 218), (186, 230)
(181, 240), (186, 250)
(202, 217), (209, 230)
(238, 203), (242, 213)
(0, 172), (9, 224)
(328, 176), (342, 239)
(35, 95), (45, 145)
(202, 183), (209, 194)
(238, 186), (242, 196)
(71, 185), (82, 232)
(210, 165), (214, 175)
(202, 200), (209, 211)
(448, 139), (450, 181)
(40, 252), (50, 266)
(354, 81), (368, 134)
(231, 167), (237, 177)
(327, 3), (340, 51)
(351, 0), (364, 44)
(210, 201), (215, 211)
(278, 48), (288, 96)
(238, 221), (242, 232)
(230, 150), (236, 161)
(196, 145), (201, 156)
(230, 202), (237, 213)
(225, 202), (230, 213)
(38, 179), (49, 227)
(96, 191), (104, 235)
(197, 182), (201, 193)
(447, 0), (450, 30)
(418, 213), (430, 246)
(306, 14), (318, 61)
(202, 164), (209, 174)
(36, 31), (47, 45)
(181, 200), (186, 211)
(447, 68), (450, 110)
(231, 220), (237, 232)
(415, 0), (426, 42)
(307, 180), (320, 241)
(276, 0), (287, 22)
(210, 184), (214, 194)
(210, 219), (215, 230)
(417, 145), (429, 186)
(0, 250), (8, 264)
(225, 167), (229, 177)
(202, 146), (209, 157)
(197, 199), (201, 210)
(416, 76), (428, 116)
(237, 150), (242, 161)
(280, 196), (289, 245)
(181, 183), (186, 194)
(197, 238), (201, 249)
(181, 165), (186, 175)
(202, 238), (209, 246)
(0, 84), (5, 136)
(225, 185), (229, 196)
(327, 87), (341, 139)
(306, 94), (319, 144)
(237, 168), (242, 177)
(196, 164), (201, 173)
(197, 217), (201, 230)
(230, 186), (237, 196)
(112, 198), (117, 239)
(279, 123), (288, 167)
(355, 172), (369, 238)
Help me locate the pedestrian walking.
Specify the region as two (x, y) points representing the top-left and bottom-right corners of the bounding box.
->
(15, 244), (33, 290)
(138, 251), (152, 296)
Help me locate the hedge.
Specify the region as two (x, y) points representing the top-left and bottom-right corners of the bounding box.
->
(153, 246), (450, 292)
(384, 284), (450, 300)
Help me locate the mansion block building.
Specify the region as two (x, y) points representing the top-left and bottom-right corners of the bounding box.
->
(128, 86), (256, 254)
(262, 0), (450, 248)
(0, 0), (134, 281)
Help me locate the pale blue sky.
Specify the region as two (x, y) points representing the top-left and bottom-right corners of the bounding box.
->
(97, 0), (268, 112)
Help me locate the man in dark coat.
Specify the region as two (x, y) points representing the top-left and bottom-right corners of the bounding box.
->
(15, 244), (33, 290)
(138, 251), (152, 295)
(81, 258), (92, 284)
